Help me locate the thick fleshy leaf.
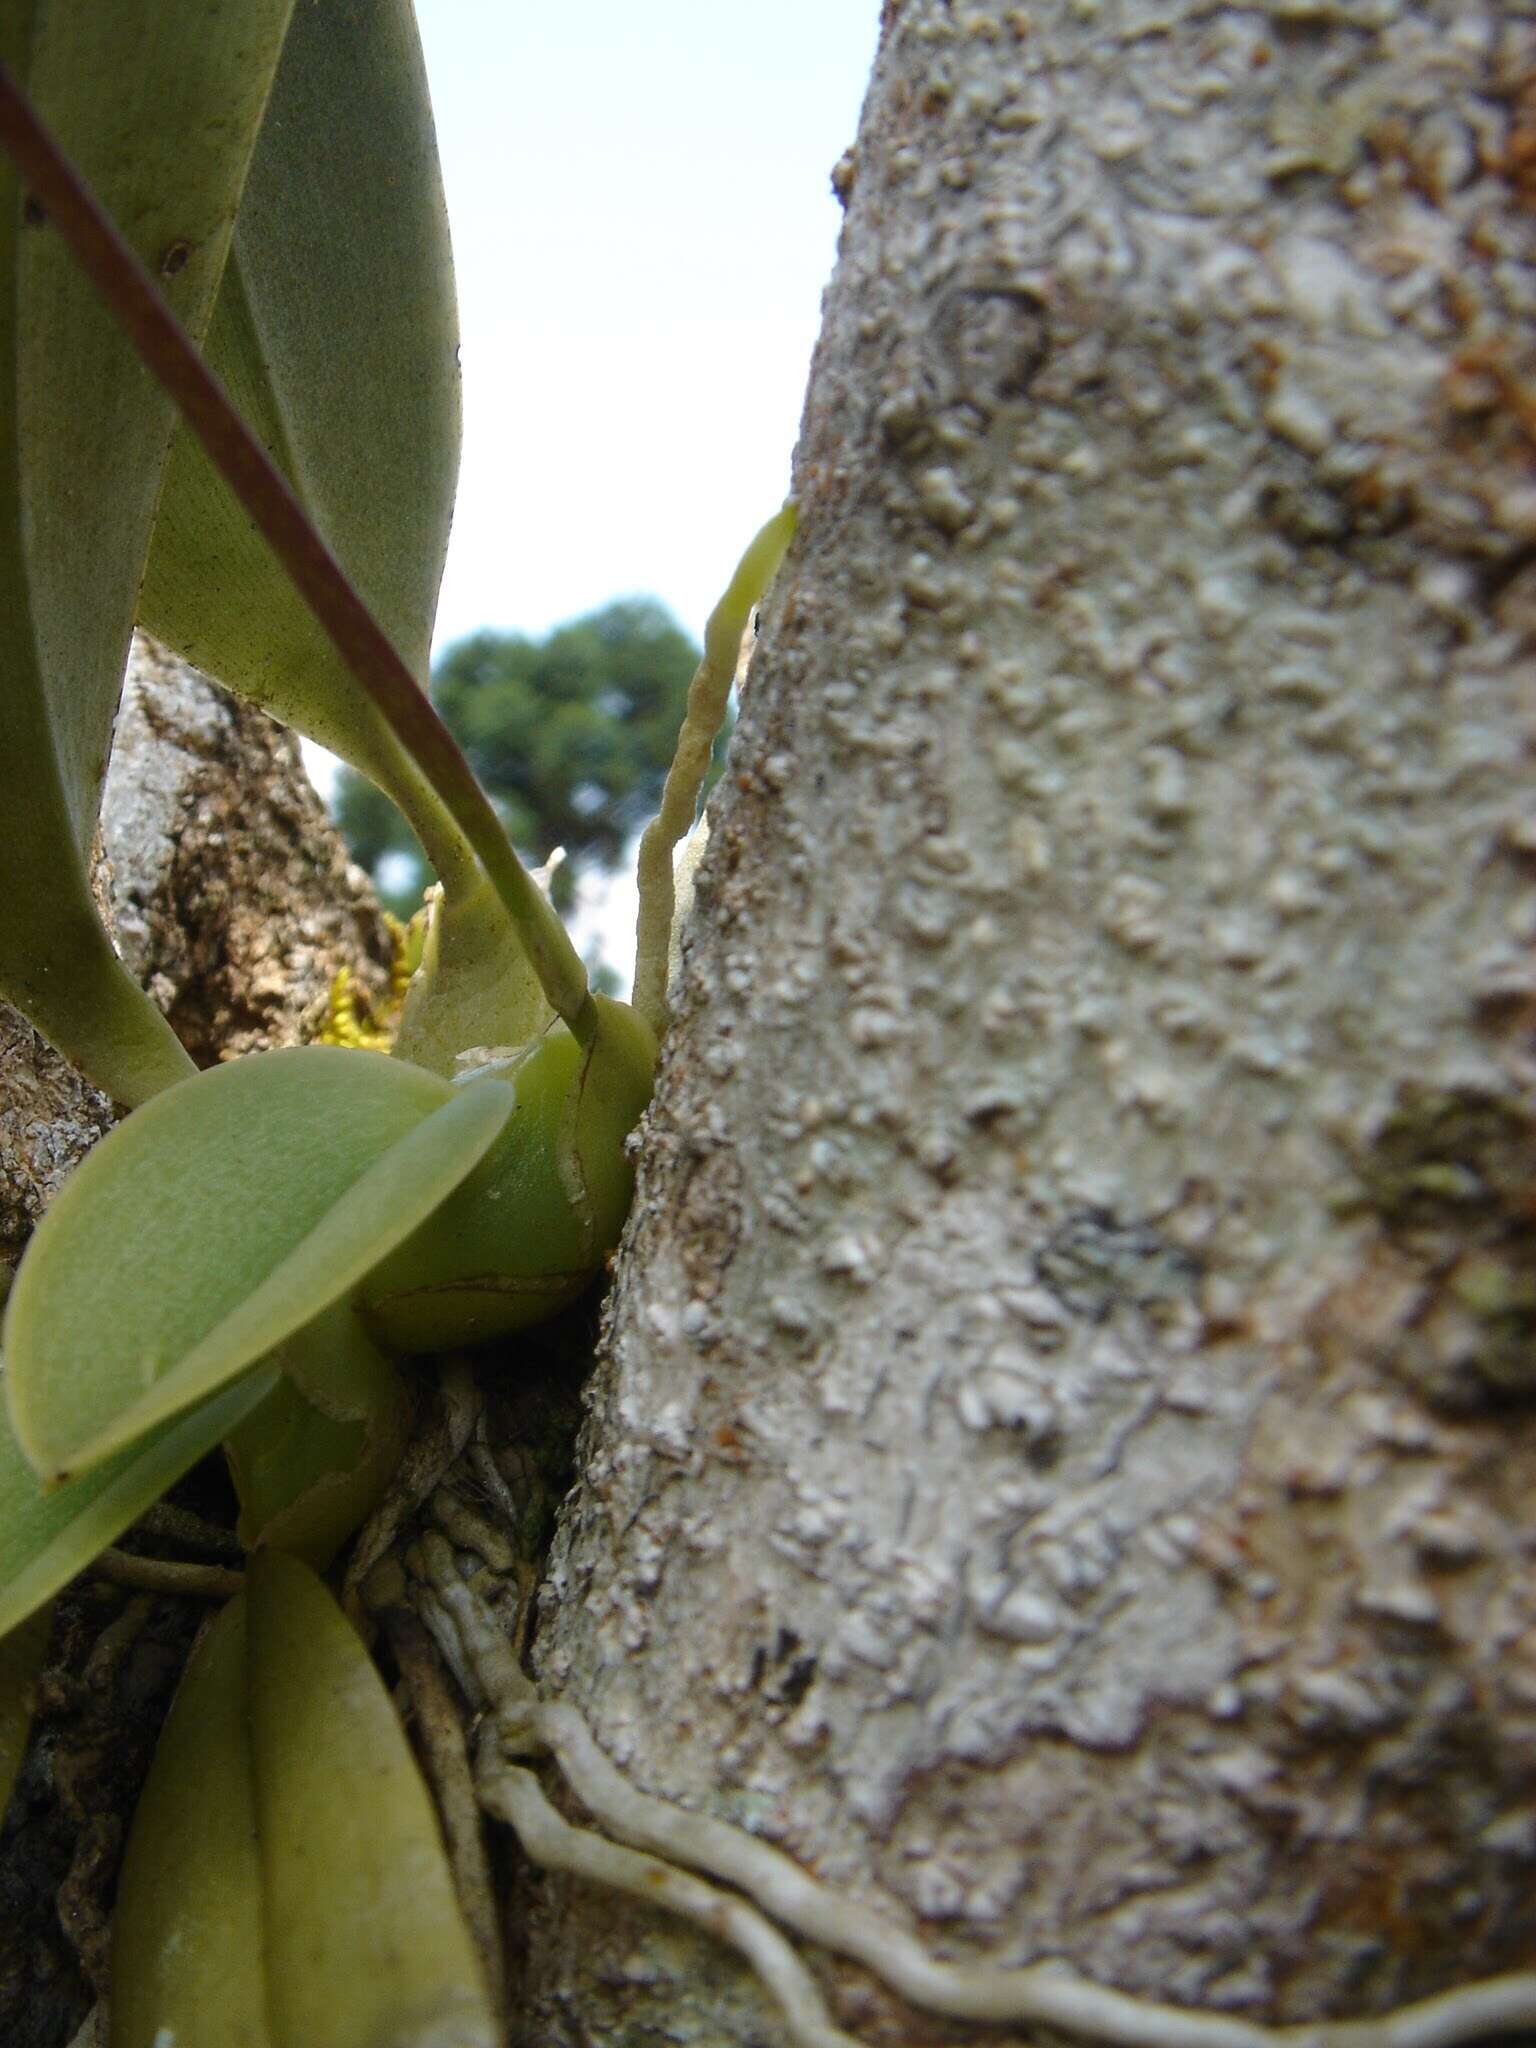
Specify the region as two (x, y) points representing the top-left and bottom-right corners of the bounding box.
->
(137, 0), (473, 896)
(0, 1), (293, 1104)
(225, 1305), (411, 1569)
(112, 1555), (496, 2048)
(248, 1553), (495, 2046)
(134, 0), (593, 1047)
(361, 996), (656, 1354)
(4, 1048), (513, 1483)
(0, 1367), (278, 1641)
(0, 1603), (49, 1818)
(110, 1595), (271, 2048)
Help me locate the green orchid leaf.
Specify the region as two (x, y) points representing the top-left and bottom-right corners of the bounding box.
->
(0, 1603), (49, 1819)
(0, 1366), (278, 1642)
(0, 0), (293, 1105)
(110, 1594), (271, 2048)
(137, 0), (478, 900)
(112, 1554), (497, 2048)
(5, 1048), (513, 1484)
(248, 1553), (496, 2047)
(226, 1304), (411, 1570)
(361, 996), (656, 1354)
(132, 0), (596, 1040)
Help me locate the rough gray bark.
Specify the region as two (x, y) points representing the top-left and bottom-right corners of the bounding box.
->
(101, 634), (393, 1067)
(2, 632), (392, 1286)
(526, 2), (1536, 2039)
(0, 636), (392, 2045)
(0, 1018), (111, 1290)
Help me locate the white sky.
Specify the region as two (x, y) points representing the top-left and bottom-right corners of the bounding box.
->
(324, 3), (880, 983)
(414, 0), (881, 650)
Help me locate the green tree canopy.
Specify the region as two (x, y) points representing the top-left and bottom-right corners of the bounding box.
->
(334, 598), (704, 919)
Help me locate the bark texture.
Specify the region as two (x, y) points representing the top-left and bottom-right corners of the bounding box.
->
(2, 631), (391, 1283)
(0, 1018), (111, 1290)
(101, 633), (393, 1067)
(527, 2), (1536, 2038)
(0, 637), (391, 2046)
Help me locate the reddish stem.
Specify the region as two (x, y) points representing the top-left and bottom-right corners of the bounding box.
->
(0, 63), (593, 1037)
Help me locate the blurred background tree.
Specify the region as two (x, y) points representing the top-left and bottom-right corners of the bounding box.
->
(334, 598), (710, 968)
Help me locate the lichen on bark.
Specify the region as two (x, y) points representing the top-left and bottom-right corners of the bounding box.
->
(525, 2), (1536, 2038)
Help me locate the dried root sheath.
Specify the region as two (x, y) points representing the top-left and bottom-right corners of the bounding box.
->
(384, 1609), (508, 2029)
(133, 1504), (242, 1558)
(631, 504), (797, 1037)
(343, 1360), (480, 1616)
(90, 1550), (243, 1601)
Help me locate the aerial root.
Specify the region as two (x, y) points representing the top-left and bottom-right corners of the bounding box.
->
(489, 1709), (1536, 2044)
(475, 1744), (869, 2048)
(384, 1607), (509, 2028)
(415, 1531), (1536, 2048)
(90, 1550), (243, 1602)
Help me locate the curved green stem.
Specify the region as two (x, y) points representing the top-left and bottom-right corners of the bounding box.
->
(631, 503), (796, 1037)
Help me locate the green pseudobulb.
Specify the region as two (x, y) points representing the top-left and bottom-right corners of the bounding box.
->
(360, 995), (656, 1352)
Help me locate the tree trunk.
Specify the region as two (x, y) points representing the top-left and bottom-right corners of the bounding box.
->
(7, 8), (1536, 2043)
(523, 1), (1536, 2038)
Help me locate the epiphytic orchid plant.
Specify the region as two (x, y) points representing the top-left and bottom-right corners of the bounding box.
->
(5, 16), (1536, 2048)
(0, 3), (789, 2037)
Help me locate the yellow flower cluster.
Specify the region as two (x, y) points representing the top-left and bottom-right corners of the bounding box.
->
(316, 911), (424, 1051)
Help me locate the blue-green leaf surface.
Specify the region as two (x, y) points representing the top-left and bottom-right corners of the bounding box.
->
(0, 0), (293, 1103)
(0, 1368), (277, 1641)
(111, 1555), (497, 2048)
(137, 0), (475, 897)
(4, 1048), (512, 1483)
